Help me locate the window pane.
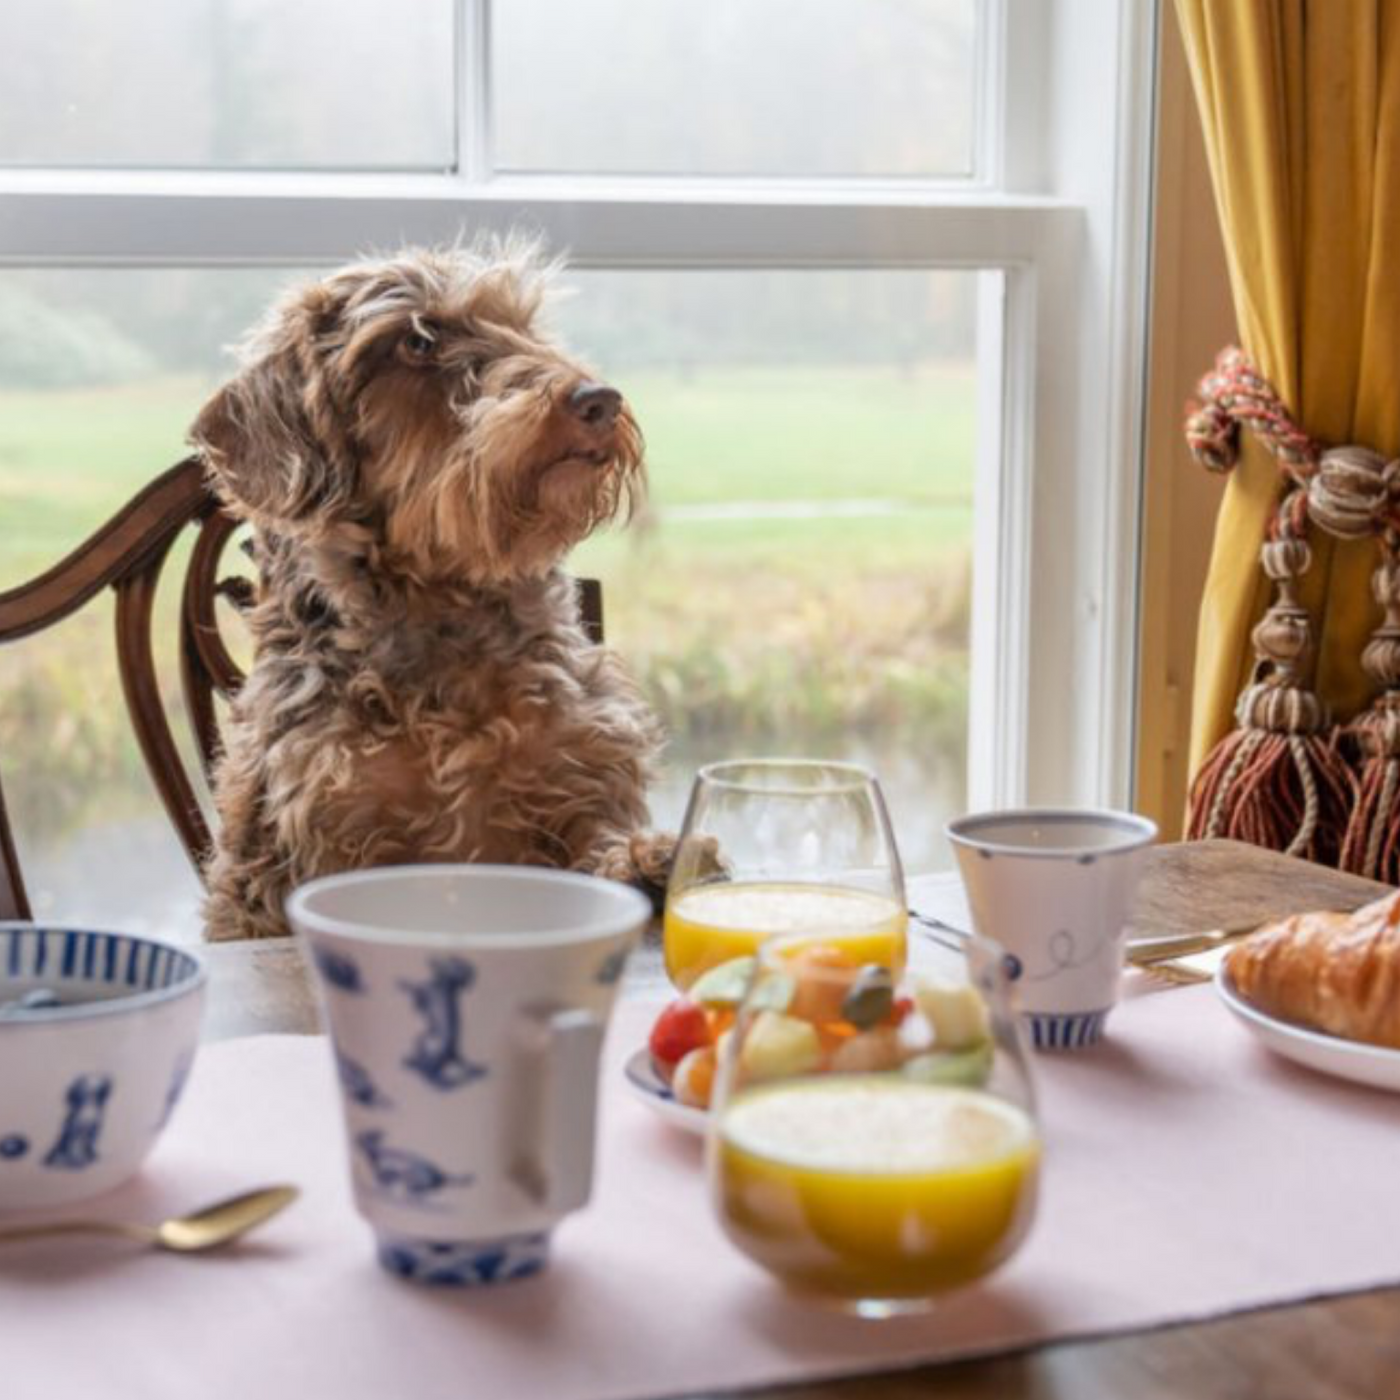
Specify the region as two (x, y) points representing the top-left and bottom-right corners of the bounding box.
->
(0, 263), (981, 941)
(492, 0), (978, 178)
(0, 1), (454, 170)
(0, 268), (302, 940)
(561, 269), (982, 875)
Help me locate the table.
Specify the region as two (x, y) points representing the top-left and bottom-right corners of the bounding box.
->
(199, 839), (1400, 1400)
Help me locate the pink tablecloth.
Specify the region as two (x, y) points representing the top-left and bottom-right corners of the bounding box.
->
(3, 987), (1400, 1400)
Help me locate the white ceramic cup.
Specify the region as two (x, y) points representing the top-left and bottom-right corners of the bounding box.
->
(287, 864), (651, 1287)
(945, 809), (1157, 1050)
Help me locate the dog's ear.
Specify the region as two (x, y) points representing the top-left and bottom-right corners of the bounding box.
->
(190, 343), (348, 524)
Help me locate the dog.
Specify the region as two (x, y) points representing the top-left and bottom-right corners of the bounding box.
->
(192, 241), (675, 941)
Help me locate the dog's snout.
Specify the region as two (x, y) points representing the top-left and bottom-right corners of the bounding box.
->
(567, 381), (623, 429)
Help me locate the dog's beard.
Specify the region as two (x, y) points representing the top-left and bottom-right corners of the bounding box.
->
(531, 428), (641, 524)
(371, 439), (641, 587)
(360, 372), (644, 586)
(491, 448), (640, 577)
(451, 396), (643, 582)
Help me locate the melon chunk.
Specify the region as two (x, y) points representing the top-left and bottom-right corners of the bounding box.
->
(740, 1010), (823, 1081)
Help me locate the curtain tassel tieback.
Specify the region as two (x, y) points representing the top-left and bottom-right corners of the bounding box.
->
(1183, 347), (1400, 869)
(1340, 531), (1400, 881)
(1186, 514), (1354, 862)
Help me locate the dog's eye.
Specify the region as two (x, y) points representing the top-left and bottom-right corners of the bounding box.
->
(401, 328), (437, 362)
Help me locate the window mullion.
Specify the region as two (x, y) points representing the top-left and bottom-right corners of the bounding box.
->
(974, 0), (1006, 189)
(455, 0), (492, 185)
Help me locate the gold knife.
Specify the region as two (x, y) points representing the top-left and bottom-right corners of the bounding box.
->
(1125, 926), (1260, 966)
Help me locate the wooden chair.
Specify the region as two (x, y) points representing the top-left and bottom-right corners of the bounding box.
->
(0, 458), (603, 924)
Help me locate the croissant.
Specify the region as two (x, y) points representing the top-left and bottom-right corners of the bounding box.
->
(1225, 893), (1400, 1049)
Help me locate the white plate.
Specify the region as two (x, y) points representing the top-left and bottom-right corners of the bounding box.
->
(622, 1049), (708, 1136)
(1214, 965), (1400, 1093)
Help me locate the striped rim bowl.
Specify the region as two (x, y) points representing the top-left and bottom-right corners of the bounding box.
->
(0, 925), (205, 1022)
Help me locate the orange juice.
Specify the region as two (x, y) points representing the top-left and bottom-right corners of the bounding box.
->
(715, 1077), (1038, 1300)
(663, 882), (907, 989)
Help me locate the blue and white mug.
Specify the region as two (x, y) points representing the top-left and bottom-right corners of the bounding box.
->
(946, 809), (1157, 1051)
(288, 865), (650, 1286)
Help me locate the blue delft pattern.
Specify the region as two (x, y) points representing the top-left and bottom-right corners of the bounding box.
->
(400, 956), (487, 1090)
(0, 930), (200, 1173)
(2, 926), (200, 994)
(154, 1050), (194, 1131)
(355, 1129), (474, 1204)
(376, 1231), (549, 1287)
(43, 1074), (113, 1169)
(1026, 1010), (1109, 1051)
(335, 1047), (392, 1108)
(312, 945), (366, 995)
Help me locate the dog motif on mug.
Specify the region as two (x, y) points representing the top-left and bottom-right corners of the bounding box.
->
(401, 956), (487, 1091)
(355, 1129), (475, 1204)
(335, 1047), (394, 1109)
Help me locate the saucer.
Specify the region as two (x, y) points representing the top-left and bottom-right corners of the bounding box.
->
(622, 1050), (707, 1136)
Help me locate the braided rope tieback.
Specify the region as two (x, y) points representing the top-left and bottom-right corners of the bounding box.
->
(1183, 349), (1374, 866)
(1183, 346), (1400, 871)
(1184, 347), (1319, 481)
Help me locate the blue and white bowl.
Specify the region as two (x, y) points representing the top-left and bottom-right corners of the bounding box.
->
(0, 925), (205, 1211)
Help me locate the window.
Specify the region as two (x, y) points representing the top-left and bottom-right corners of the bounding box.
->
(490, 0), (978, 178)
(0, 0), (1157, 936)
(0, 1), (456, 170)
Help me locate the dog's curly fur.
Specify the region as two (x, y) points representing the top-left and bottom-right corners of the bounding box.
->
(192, 242), (673, 940)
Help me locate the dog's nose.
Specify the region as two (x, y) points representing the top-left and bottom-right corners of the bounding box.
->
(568, 381), (623, 429)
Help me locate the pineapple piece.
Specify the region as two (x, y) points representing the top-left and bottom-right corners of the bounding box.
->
(912, 974), (991, 1050)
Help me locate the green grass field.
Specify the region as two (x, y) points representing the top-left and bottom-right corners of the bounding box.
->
(0, 362), (975, 866)
(0, 362), (975, 577)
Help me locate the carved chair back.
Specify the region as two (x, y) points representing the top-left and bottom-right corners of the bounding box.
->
(0, 458), (603, 924)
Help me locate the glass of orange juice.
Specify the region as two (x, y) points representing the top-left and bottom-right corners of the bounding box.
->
(708, 932), (1038, 1317)
(663, 759), (908, 990)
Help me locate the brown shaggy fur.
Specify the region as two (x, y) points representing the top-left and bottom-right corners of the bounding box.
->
(192, 242), (674, 940)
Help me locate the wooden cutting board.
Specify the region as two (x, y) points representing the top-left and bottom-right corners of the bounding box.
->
(1127, 838), (1393, 939)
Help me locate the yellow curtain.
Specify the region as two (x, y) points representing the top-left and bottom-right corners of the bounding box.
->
(1175, 1), (1400, 776)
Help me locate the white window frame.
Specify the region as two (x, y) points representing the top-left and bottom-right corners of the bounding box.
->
(0, 0), (1159, 818)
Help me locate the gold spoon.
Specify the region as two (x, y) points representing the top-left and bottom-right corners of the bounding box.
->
(0, 1184), (299, 1253)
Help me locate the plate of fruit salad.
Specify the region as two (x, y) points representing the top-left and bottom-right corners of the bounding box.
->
(626, 946), (997, 1136)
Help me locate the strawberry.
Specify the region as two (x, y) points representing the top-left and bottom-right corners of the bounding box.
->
(648, 997), (712, 1077)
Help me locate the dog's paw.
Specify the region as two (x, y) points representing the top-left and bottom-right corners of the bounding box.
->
(628, 830), (681, 887)
(590, 831), (680, 916)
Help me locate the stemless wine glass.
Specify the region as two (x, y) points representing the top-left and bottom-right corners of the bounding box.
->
(708, 932), (1039, 1317)
(663, 759), (908, 991)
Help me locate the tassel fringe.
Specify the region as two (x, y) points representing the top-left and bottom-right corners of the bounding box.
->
(1187, 729), (1355, 867)
(1340, 754), (1400, 882)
